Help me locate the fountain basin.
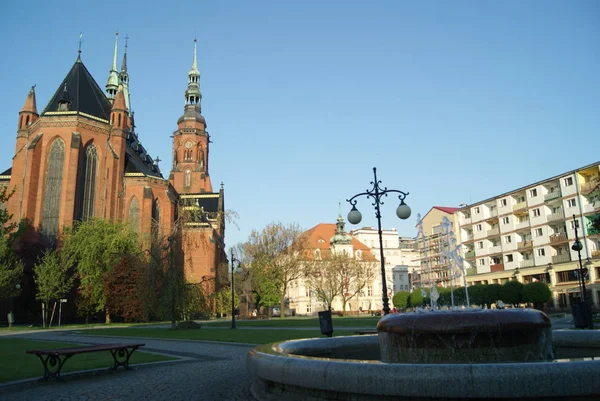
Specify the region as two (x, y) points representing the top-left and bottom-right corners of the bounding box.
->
(247, 330), (600, 401)
(377, 309), (553, 363)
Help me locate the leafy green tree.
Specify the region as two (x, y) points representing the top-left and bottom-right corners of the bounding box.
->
(409, 288), (424, 307)
(104, 254), (147, 322)
(499, 280), (524, 306)
(244, 222), (307, 318)
(33, 249), (74, 327)
(522, 282), (552, 309)
(184, 283), (212, 320)
(466, 284), (486, 306)
(0, 186), (23, 305)
(61, 219), (140, 323)
(482, 283), (501, 306)
(214, 286), (240, 318)
(249, 258), (281, 313)
(392, 291), (410, 309)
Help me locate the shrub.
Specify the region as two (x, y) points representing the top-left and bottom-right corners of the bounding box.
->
(176, 320), (202, 330)
(482, 283), (501, 306)
(408, 288), (424, 308)
(392, 291), (410, 309)
(522, 282), (552, 308)
(499, 280), (524, 306)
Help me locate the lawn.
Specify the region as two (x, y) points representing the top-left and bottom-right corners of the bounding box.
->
(0, 338), (176, 383)
(86, 327), (358, 344)
(203, 316), (381, 328)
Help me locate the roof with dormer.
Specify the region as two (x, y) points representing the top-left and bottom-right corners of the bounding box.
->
(43, 57), (113, 121)
(301, 223), (374, 260)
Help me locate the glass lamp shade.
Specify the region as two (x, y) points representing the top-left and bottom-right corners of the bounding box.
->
(348, 206), (362, 225)
(572, 240), (583, 252)
(396, 201), (411, 220)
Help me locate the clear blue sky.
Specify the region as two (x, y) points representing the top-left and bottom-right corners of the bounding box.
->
(1, 1), (598, 249)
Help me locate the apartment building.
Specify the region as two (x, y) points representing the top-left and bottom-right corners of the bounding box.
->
(458, 162), (600, 307)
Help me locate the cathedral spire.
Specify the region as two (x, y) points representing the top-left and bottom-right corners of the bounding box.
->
(185, 38), (202, 109)
(106, 32), (119, 100)
(119, 35), (131, 111)
(18, 85), (39, 130)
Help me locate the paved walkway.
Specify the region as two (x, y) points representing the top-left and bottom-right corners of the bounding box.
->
(0, 331), (256, 401)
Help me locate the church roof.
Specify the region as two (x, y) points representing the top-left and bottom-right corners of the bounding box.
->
(124, 133), (163, 179)
(43, 58), (113, 121)
(302, 223), (373, 258)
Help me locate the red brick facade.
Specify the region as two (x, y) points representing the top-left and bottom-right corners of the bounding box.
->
(1, 44), (226, 289)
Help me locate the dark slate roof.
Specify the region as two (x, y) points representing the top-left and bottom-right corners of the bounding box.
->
(43, 58), (113, 121)
(0, 168), (11, 176)
(197, 196), (219, 214)
(124, 132), (163, 179)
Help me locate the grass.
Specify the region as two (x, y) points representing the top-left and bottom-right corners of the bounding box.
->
(86, 327), (358, 344)
(204, 316), (381, 328)
(0, 321), (171, 332)
(0, 338), (176, 383)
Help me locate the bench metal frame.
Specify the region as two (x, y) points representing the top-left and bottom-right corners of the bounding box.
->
(26, 343), (145, 381)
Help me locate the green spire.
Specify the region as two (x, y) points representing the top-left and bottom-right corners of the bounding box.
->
(106, 32), (119, 100)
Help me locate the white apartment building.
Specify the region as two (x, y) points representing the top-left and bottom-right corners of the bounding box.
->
(458, 161), (600, 307)
(350, 227), (420, 291)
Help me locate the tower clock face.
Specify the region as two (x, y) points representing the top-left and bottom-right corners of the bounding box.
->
(185, 141), (192, 149)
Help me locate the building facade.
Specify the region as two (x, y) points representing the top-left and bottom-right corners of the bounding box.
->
(0, 37), (226, 290)
(457, 162), (600, 307)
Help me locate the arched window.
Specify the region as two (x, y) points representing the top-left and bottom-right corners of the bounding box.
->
(42, 139), (65, 239)
(184, 169), (191, 188)
(128, 197), (140, 232)
(75, 143), (98, 221)
(151, 198), (161, 241)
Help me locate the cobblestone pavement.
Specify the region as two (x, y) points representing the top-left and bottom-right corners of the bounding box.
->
(0, 331), (257, 401)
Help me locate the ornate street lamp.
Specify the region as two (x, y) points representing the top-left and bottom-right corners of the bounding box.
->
(571, 214), (593, 329)
(571, 215), (588, 302)
(230, 249), (241, 329)
(347, 167), (411, 315)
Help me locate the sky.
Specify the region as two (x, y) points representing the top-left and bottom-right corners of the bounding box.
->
(0, 1), (598, 250)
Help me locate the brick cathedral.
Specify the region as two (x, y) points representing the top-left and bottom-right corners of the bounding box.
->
(0, 35), (226, 288)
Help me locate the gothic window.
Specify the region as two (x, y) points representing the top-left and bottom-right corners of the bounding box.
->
(185, 169), (191, 188)
(42, 139), (65, 239)
(128, 197), (140, 232)
(151, 198), (161, 241)
(75, 143), (98, 221)
(199, 149), (204, 170)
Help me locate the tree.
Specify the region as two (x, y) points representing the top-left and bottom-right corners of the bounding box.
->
(104, 254), (147, 322)
(33, 249), (74, 327)
(409, 288), (424, 308)
(499, 280), (524, 306)
(482, 283), (501, 306)
(392, 291), (410, 309)
(249, 257), (281, 313)
(304, 259), (341, 312)
(522, 282), (552, 309)
(335, 254), (376, 315)
(61, 219), (141, 323)
(244, 222), (307, 318)
(214, 286), (240, 318)
(0, 186), (23, 304)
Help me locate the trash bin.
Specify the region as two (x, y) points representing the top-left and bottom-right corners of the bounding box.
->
(571, 301), (594, 329)
(318, 310), (333, 337)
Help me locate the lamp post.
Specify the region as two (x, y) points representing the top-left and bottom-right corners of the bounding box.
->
(230, 249), (241, 329)
(346, 167), (411, 315)
(571, 214), (593, 329)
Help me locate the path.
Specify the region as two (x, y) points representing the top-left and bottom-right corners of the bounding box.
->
(0, 331), (256, 401)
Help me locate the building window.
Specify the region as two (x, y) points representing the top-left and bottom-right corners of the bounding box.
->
(128, 196), (139, 232)
(42, 139), (65, 239)
(532, 208), (541, 217)
(505, 254), (514, 263)
(537, 248), (546, 257)
(535, 228), (543, 237)
(474, 207), (480, 214)
(529, 189), (537, 197)
(564, 177), (573, 186)
(501, 199), (507, 207)
(477, 241), (483, 249)
(567, 198), (576, 207)
(367, 286), (373, 296)
(151, 198), (160, 241)
(306, 304), (312, 313)
(502, 217), (509, 225)
(476, 224), (482, 231)
(504, 235), (512, 244)
(478, 258), (486, 266)
(184, 169), (191, 188)
(570, 220), (579, 229)
(75, 143), (98, 222)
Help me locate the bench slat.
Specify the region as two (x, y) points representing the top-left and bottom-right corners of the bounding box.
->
(26, 343), (145, 356)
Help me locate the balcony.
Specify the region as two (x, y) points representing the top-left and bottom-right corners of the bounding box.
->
(547, 210), (565, 223)
(513, 201), (527, 212)
(462, 217), (472, 225)
(465, 250), (476, 259)
(544, 189), (562, 201)
(592, 250), (600, 258)
(490, 263), (504, 272)
(549, 233), (568, 244)
(466, 267), (477, 276)
(485, 210), (498, 221)
(519, 259), (535, 268)
(487, 227), (500, 236)
(463, 234), (474, 242)
(515, 219), (530, 230)
(581, 178), (599, 195)
(551, 254), (571, 264)
(488, 244), (502, 255)
(517, 240), (533, 250)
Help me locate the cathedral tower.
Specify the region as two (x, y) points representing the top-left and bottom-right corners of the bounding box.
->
(169, 39), (212, 193)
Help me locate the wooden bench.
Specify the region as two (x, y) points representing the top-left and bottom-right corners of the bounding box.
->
(26, 343), (145, 380)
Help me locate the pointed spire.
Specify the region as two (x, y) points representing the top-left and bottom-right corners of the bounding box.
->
(106, 32), (119, 100)
(119, 35), (131, 111)
(191, 37), (198, 72)
(112, 87), (128, 112)
(20, 85), (38, 114)
(184, 38), (202, 109)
